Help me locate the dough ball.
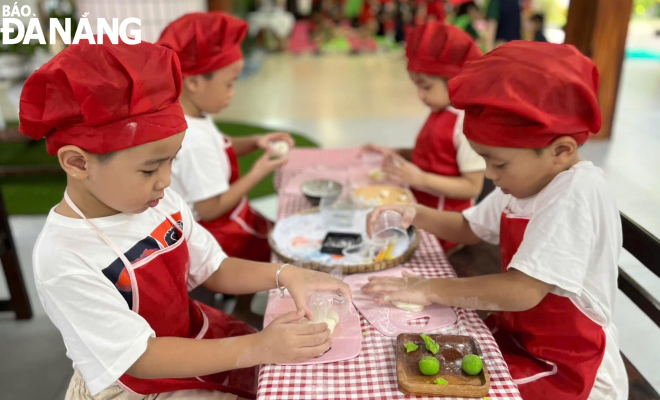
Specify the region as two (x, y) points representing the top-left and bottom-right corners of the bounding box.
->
(270, 141), (290, 158)
(300, 311), (339, 334)
(392, 301), (425, 312)
(368, 169), (386, 182)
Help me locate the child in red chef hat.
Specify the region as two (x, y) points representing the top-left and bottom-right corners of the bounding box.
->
(362, 41), (628, 400)
(20, 37), (349, 400)
(157, 13), (293, 263)
(363, 22), (486, 253)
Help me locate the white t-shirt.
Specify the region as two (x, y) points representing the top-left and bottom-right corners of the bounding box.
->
(33, 188), (227, 395)
(449, 107), (487, 174)
(463, 161), (628, 399)
(170, 115), (232, 220)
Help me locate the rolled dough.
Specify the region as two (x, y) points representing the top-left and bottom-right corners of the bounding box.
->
(392, 301), (425, 312)
(300, 310), (339, 334)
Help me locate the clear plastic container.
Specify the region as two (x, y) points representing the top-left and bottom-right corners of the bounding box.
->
(319, 183), (357, 228)
(342, 242), (372, 264)
(372, 210), (410, 259)
(342, 236), (396, 264)
(307, 291), (354, 323)
(373, 210), (407, 239)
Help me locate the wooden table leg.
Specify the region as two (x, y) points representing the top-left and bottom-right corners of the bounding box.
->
(0, 189), (32, 319)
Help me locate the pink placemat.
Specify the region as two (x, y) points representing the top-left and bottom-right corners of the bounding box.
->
(344, 267), (457, 337)
(260, 148), (521, 400)
(262, 292), (362, 366)
(278, 148), (402, 196)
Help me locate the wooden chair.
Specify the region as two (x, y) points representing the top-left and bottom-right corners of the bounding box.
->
(617, 214), (660, 399)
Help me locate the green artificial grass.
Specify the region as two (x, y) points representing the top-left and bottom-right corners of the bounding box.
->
(0, 121), (318, 215)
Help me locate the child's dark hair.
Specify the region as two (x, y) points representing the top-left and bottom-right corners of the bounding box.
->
(202, 71), (215, 80)
(531, 13), (545, 26)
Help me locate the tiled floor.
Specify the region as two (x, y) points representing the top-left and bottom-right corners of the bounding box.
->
(2, 32), (660, 399)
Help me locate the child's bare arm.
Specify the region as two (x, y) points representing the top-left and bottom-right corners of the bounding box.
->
(232, 133), (294, 157)
(194, 149), (286, 221)
(194, 170), (263, 221)
(367, 205), (481, 245)
(203, 259), (352, 318)
(231, 136), (259, 156)
(383, 154), (484, 199)
(362, 269), (552, 312)
(414, 206), (482, 244)
(127, 334), (260, 379)
(126, 311), (331, 379)
(202, 258), (282, 295)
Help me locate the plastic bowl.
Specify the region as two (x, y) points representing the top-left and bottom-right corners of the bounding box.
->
(301, 179), (343, 206)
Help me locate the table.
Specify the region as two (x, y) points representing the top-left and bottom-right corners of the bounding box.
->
(257, 148), (521, 399)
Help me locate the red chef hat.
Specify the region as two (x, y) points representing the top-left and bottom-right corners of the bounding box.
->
(157, 12), (248, 77)
(406, 22), (482, 79)
(449, 41), (601, 148)
(19, 38), (187, 155)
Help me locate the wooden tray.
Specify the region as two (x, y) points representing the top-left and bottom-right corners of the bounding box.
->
(396, 334), (490, 398)
(269, 208), (420, 275)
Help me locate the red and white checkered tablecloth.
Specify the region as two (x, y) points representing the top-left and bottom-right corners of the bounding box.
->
(258, 148), (521, 400)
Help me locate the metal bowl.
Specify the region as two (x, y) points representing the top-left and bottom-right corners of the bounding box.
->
(301, 179), (343, 206)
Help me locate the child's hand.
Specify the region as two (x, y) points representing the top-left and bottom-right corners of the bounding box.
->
(366, 205), (416, 238)
(383, 153), (425, 187)
(361, 270), (432, 306)
(280, 266), (352, 320)
(361, 143), (394, 157)
(257, 311), (332, 364)
(250, 147), (288, 178)
(256, 132), (295, 150)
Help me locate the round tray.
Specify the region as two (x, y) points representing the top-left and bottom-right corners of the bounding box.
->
(268, 208), (420, 275)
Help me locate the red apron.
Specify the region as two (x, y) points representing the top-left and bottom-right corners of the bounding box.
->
(199, 137), (272, 262)
(411, 110), (474, 251)
(64, 193), (258, 399)
(486, 209), (606, 399)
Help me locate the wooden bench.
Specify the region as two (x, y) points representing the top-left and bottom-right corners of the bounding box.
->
(450, 179), (660, 399)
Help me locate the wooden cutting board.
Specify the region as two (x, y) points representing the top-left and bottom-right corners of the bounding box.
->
(396, 334), (490, 398)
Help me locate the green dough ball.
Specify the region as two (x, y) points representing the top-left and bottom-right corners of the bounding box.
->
(419, 356), (440, 376)
(462, 354), (483, 376)
(434, 378), (449, 386)
(404, 342), (419, 353)
(420, 333), (440, 355)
